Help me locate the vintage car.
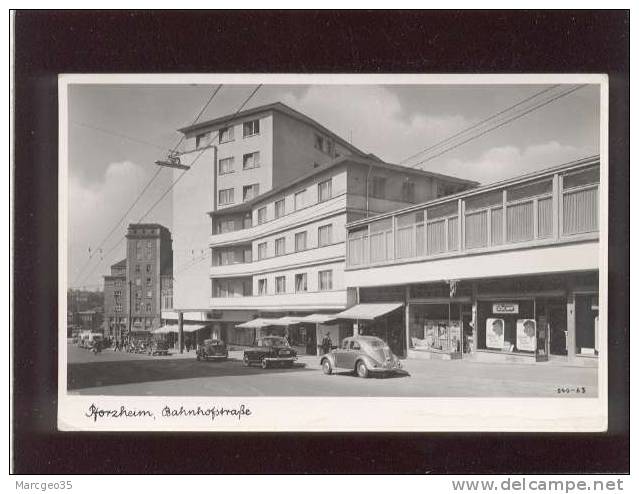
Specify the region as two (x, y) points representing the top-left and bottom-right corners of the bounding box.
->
(147, 340), (169, 356)
(196, 339), (228, 361)
(243, 336), (297, 368)
(320, 336), (404, 378)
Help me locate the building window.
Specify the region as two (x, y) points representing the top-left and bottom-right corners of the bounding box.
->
(114, 290), (121, 298)
(146, 264), (152, 273)
(314, 134), (324, 151)
(294, 190), (306, 210)
(258, 278), (267, 295)
(295, 273), (307, 293)
(115, 304), (122, 312)
(371, 176), (386, 198)
(243, 119), (260, 137)
(318, 270), (333, 291)
(146, 303), (152, 313)
(146, 241), (152, 259)
(219, 157), (234, 175)
(115, 279), (122, 287)
(257, 207), (267, 225)
(257, 242), (267, 260)
(135, 278), (141, 286)
(318, 224), (333, 247)
(146, 289), (152, 298)
(219, 126), (234, 144)
(274, 199), (285, 219)
(402, 180), (415, 202)
(135, 303), (141, 313)
(146, 277), (152, 287)
(243, 184), (259, 202)
(135, 264), (140, 273)
(219, 188), (234, 205)
(318, 178), (332, 202)
(195, 132), (209, 148)
(136, 241), (142, 260)
(275, 276), (286, 294)
(243, 151), (260, 170)
(326, 140), (335, 156)
(274, 237), (286, 256)
(295, 231), (307, 252)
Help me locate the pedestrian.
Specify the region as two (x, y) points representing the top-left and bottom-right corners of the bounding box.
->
(114, 340), (120, 352)
(321, 332), (332, 354)
(186, 340), (191, 352)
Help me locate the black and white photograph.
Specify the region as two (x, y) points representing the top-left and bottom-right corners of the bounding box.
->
(58, 74), (607, 431)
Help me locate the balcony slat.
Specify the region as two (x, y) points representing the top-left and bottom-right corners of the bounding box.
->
(562, 187), (598, 235)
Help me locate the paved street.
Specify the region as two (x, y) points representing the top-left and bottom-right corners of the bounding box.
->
(67, 344), (597, 397)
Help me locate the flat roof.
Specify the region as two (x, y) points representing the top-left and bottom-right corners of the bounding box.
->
(178, 101), (370, 158)
(207, 155), (478, 217)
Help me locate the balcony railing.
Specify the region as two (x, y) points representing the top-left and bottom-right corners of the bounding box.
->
(346, 161), (600, 269)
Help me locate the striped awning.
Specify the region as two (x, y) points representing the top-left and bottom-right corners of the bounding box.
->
(333, 303), (404, 321)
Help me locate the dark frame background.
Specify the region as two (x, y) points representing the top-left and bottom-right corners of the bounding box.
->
(12, 10), (630, 474)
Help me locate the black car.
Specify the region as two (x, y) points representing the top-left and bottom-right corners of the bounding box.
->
(243, 336), (297, 368)
(196, 339), (228, 361)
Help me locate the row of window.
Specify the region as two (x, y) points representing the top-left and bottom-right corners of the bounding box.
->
(134, 302), (154, 313)
(256, 178), (332, 226)
(196, 118), (261, 149)
(256, 224), (333, 260)
(134, 264), (153, 274)
(257, 270), (334, 295)
(134, 277), (154, 287)
(219, 183), (260, 206)
(135, 240), (154, 261)
(219, 151), (261, 175)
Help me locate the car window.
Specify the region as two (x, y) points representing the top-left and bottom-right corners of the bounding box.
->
(350, 341), (361, 351)
(366, 339), (387, 349)
(341, 339), (350, 350)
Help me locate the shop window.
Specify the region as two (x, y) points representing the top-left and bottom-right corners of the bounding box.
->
(476, 300), (536, 354)
(409, 303), (462, 353)
(575, 294), (599, 355)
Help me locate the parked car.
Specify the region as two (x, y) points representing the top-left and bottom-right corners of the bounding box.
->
(320, 336), (404, 378)
(147, 340), (169, 356)
(243, 336), (297, 368)
(196, 339), (228, 361)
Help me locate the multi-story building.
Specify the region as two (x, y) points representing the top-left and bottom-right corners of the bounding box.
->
(125, 224), (173, 333)
(169, 102), (371, 312)
(103, 224), (173, 341)
(341, 156), (601, 363)
(103, 258), (127, 340)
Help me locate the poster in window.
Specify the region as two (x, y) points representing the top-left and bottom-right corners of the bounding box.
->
(486, 318), (505, 349)
(516, 319), (536, 352)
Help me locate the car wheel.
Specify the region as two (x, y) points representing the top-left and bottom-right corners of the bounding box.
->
(322, 359), (332, 375)
(356, 361), (369, 378)
(243, 355), (250, 367)
(261, 359), (269, 369)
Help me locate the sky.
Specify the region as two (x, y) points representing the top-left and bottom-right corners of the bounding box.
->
(67, 82), (600, 289)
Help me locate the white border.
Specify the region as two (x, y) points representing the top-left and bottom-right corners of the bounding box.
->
(58, 73), (608, 432)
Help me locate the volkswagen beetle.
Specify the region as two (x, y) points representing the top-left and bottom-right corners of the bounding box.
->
(320, 336), (404, 378)
(243, 336), (297, 368)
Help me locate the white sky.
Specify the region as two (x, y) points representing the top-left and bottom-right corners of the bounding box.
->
(67, 82), (600, 289)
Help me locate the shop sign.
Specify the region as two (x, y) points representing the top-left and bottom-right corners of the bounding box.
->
(492, 302), (519, 314)
(516, 319), (536, 352)
(486, 318), (505, 349)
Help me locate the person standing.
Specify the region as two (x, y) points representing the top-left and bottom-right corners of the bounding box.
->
(321, 332), (332, 355)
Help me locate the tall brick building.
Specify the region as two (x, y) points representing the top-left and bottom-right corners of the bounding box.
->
(103, 223), (173, 341)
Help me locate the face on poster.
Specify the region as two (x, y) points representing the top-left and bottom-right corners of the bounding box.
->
(516, 319), (537, 352)
(486, 318), (505, 349)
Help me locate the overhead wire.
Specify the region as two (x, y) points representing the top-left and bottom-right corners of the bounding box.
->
(72, 84), (226, 287)
(406, 85), (586, 170)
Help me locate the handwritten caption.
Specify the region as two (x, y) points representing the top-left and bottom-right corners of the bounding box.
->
(85, 403), (252, 422)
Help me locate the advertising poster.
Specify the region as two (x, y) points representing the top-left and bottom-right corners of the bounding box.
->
(485, 318), (505, 349)
(516, 319), (537, 352)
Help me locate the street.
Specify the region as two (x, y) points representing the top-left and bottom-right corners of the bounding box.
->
(67, 344), (598, 397)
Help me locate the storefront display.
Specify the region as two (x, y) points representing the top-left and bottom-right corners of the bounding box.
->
(477, 299), (535, 353)
(516, 319), (536, 352)
(485, 318), (505, 350)
(409, 303), (462, 354)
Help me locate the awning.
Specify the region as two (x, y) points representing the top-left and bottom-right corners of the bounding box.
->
(333, 303), (404, 321)
(298, 313), (339, 324)
(235, 318), (281, 329)
(152, 324), (207, 334)
(271, 316), (305, 326)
